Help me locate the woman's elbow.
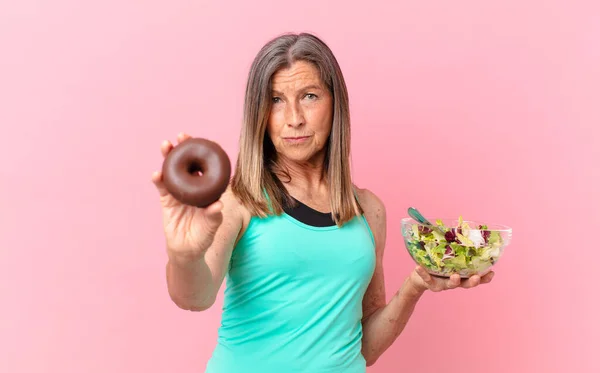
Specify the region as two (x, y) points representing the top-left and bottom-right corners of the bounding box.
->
(363, 351), (379, 367)
(169, 293), (215, 312)
(366, 357), (378, 367)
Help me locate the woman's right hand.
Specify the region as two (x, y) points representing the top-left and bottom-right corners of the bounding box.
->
(152, 132), (224, 264)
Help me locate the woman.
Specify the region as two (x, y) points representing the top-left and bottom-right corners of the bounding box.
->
(152, 32), (494, 372)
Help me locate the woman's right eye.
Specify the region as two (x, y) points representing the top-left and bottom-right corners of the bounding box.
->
(272, 97), (281, 103)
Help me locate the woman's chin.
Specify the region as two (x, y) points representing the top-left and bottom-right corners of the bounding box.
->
(283, 152), (327, 166)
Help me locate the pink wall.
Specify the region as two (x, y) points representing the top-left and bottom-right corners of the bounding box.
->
(1, 1), (598, 372)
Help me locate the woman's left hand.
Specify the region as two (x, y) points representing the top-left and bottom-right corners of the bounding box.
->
(408, 265), (495, 294)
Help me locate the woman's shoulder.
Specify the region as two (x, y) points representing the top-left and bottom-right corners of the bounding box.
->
(353, 185), (386, 215)
(353, 185), (387, 248)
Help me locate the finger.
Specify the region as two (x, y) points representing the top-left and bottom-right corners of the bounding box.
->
(447, 274), (461, 289)
(160, 140), (174, 158)
(151, 170), (170, 197)
(177, 132), (192, 144)
(461, 275), (481, 289)
(205, 200), (224, 215)
(202, 200), (225, 233)
(415, 265), (432, 283)
(480, 271), (495, 284)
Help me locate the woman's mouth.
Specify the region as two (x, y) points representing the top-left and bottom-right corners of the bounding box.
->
(283, 136), (310, 144)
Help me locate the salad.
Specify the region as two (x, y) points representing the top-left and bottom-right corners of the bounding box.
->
(404, 216), (504, 277)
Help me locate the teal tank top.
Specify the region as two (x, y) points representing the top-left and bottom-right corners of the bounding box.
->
(204, 205), (376, 373)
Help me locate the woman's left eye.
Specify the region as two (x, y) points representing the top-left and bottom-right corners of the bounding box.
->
(305, 93), (317, 100)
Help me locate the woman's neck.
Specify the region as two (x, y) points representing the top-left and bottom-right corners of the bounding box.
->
(273, 154), (328, 198)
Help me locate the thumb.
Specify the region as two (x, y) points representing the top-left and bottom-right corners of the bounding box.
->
(415, 265), (432, 282)
(202, 200), (224, 232)
(205, 200), (224, 215)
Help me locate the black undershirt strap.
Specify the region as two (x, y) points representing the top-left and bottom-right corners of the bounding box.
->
(283, 197), (336, 227)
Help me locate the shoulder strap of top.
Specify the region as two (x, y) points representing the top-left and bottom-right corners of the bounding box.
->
(351, 185), (376, 247)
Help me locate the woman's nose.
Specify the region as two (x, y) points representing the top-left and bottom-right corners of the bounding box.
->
(284, 102), (304, 127)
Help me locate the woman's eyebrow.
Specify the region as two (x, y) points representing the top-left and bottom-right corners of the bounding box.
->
(271, 84), (324, 96)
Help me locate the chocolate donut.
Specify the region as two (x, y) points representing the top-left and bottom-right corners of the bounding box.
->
(161, 137), (231, 208)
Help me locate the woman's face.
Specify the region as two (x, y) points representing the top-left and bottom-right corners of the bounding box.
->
(266, 60), (333, 164)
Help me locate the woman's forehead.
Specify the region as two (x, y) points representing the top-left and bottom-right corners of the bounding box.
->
(271, 61), (324, 91)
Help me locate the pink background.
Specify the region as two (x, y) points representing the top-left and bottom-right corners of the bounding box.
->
(1, 1), (598, 372)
